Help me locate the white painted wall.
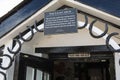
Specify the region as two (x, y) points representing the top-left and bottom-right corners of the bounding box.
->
(33, 29), (105, 47)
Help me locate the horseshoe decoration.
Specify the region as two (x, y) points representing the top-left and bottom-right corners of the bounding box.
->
(0, 71), (6, 80)
(7, 39), (21, 55)
(19, 26), (34, 42)
(34, 20), (43, 32)
(106, 32), (120, 51)
(78, 15), (88, 29)
(89, 20), (108, 38)
(0, 54), (12, 70)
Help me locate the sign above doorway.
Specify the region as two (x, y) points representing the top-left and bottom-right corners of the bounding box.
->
(44, 8), (78, 35)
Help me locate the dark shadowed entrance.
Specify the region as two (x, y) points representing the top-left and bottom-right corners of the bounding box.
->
(17, 52), (115, 80)
(52, 55), (112, 80)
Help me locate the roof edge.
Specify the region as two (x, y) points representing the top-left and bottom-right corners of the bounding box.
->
(64, 0), (120, 26)
(0, 0), (32, 23)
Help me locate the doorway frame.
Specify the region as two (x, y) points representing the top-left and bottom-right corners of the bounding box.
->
(16, 53), (53, 80)
(14, 45), (116, 80)
(50, 52), (115, 80)
(35, 45), (116, 80)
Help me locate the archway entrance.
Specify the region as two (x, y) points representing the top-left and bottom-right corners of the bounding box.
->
(0, 1), (120, 80)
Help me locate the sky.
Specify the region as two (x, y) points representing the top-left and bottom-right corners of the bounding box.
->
(0, 0), (23, 18)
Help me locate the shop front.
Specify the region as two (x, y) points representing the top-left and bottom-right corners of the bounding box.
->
(0, 0), (120, 80)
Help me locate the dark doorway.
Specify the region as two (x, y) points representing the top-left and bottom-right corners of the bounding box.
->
(53, 60), (110, 80)
(75, 61), (110, 80)
(17, 52), (114, 80)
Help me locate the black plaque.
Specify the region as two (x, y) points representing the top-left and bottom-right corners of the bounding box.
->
(44, 8), (77, 35)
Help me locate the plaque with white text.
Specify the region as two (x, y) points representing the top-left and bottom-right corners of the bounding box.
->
(44, 8), (77, 35)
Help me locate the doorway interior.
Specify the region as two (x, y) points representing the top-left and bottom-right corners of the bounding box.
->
(53, 59), (110, 80)
(17, 52), (115, 80)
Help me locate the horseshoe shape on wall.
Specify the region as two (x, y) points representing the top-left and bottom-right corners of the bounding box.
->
(78, 15), (88, 29)
(7, 39), (21, 55)
(0, 54), (12, 70)
(89, 20), (108, 38)
(0, 71), (6, 80)
(106, 32), (120, 51)
(34, 20), (43, 32)
(19, 26), (34, 42)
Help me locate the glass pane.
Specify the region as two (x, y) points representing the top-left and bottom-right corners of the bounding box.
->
(26, 67), (34, 80)
(26, 66), (50, 80)
(43, 72), (50, 80)
(46, 73), (50, 80)
(36, 70), (43, 80)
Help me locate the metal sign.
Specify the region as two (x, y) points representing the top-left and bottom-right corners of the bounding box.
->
(68, 53), (91, 58)
(44, 8), (77, 35)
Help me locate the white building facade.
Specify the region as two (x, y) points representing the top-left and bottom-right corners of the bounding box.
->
(0, 0), (120, 80)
